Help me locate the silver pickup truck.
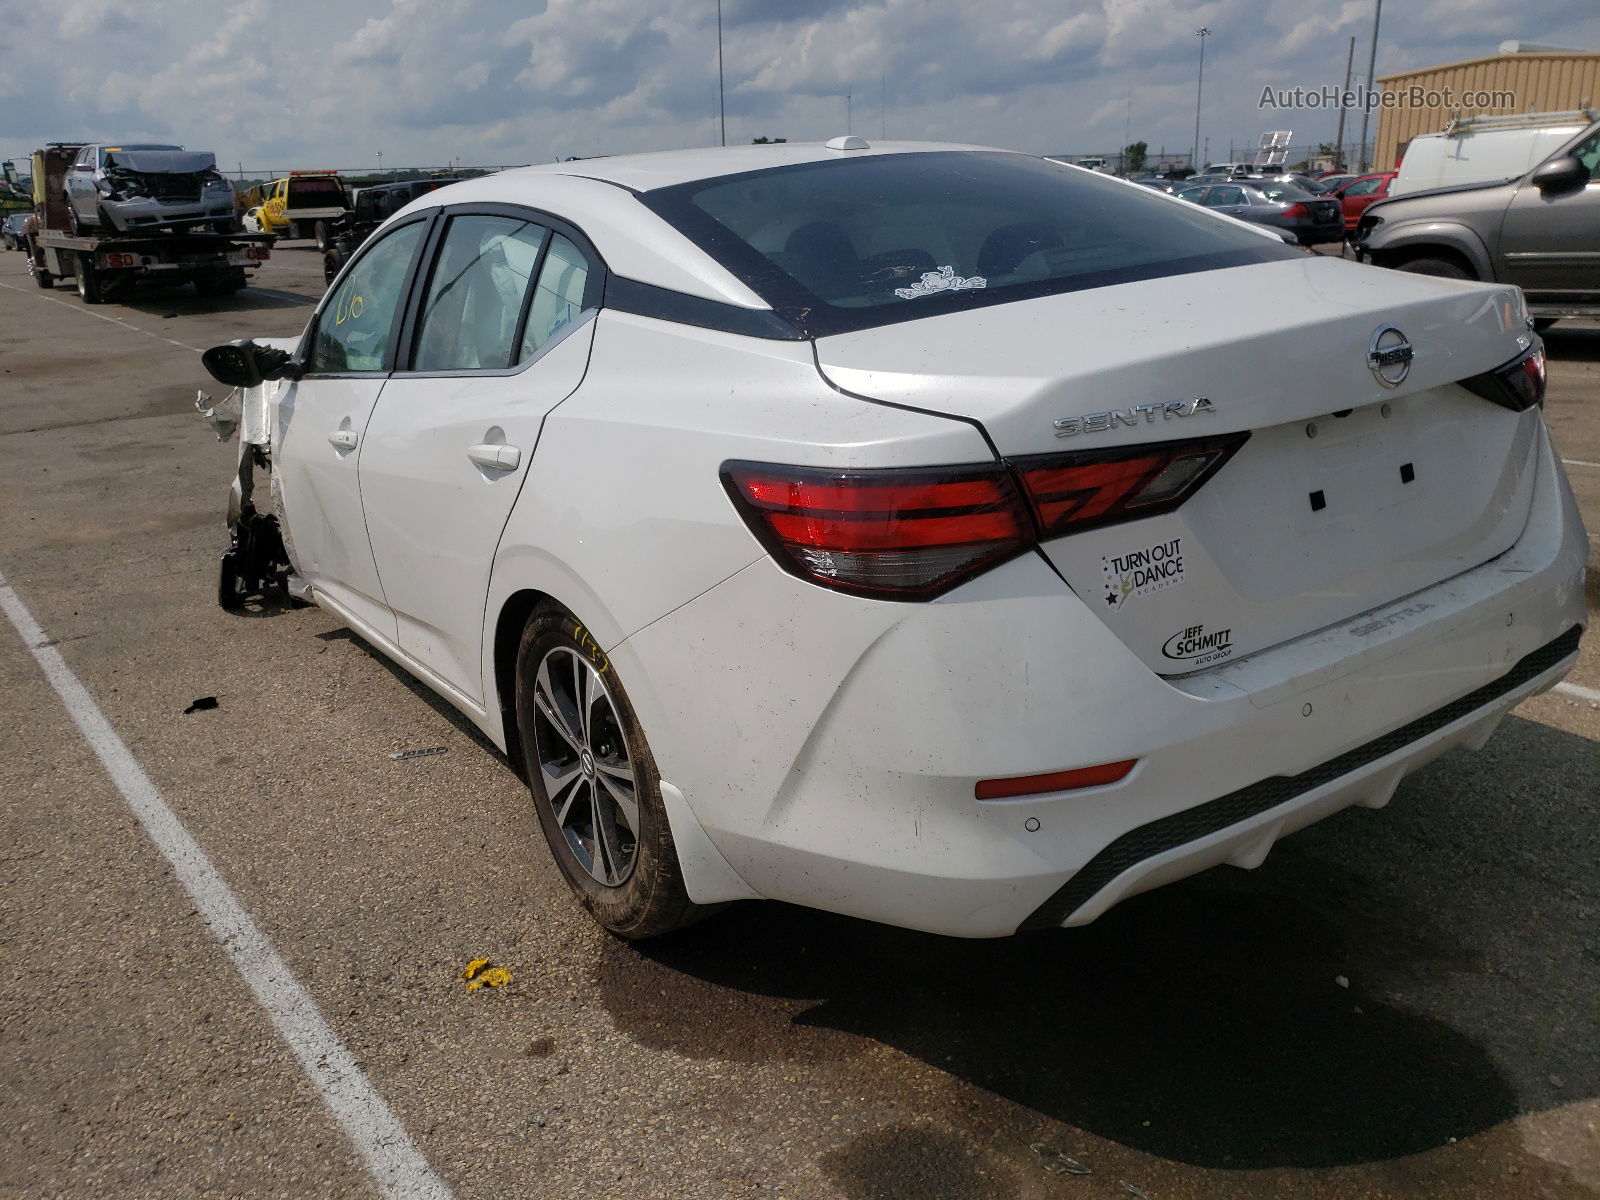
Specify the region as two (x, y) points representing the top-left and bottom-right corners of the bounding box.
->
(1355, 119), (1599, 329)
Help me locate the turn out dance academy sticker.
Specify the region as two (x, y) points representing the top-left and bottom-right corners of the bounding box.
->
(1102, 537), (1184, 610)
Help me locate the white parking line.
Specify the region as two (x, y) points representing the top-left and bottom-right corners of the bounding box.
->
(0, 278), (205, 353)
(0, 569), (453, 1200)
(1555, 680), (1600, 704)
(1561, 458), (1600, 471)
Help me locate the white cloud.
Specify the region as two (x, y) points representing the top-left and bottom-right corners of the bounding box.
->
(2, 0), (1597, 171)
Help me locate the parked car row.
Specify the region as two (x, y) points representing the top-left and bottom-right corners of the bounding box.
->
(1173, 180), (1345, 245)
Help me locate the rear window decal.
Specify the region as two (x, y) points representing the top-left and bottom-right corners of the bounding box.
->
(894, 265), (986, 300)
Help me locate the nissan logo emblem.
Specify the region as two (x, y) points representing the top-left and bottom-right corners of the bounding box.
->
(1368, 324), (1413, 388)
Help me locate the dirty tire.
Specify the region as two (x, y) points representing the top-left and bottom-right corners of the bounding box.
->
(1395, 257), (1472, 280)
(65, 201), (82, 236)
(514, 605), (705, 938)
(314, 220), (330, 251)
(32, 268), (52, 289)
(75, 258), (103, 304)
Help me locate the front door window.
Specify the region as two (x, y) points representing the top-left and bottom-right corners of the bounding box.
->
(306, 221), (426, 374)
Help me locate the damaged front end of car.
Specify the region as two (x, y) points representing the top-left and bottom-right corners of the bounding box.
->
(197, 340), (304, 610)
(98, 150), (236, 231)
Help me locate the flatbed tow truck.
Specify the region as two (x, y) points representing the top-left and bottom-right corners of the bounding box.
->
(26, 143), (275, 304)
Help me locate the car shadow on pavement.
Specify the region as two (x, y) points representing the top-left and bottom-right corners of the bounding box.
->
(596, 713), (1597, 1172)
(1542, 323), (1600, 363)
(312, 626), (516, 768)
(116, 287), (314, 318)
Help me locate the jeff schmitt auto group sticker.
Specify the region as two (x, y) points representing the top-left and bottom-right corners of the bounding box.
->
(1102, 537), (1185, 610)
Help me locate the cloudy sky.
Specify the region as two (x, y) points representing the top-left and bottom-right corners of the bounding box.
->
(2, 0), (1597, 173)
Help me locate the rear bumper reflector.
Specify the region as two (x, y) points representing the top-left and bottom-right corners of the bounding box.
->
(976, 759), (1137, 800)
(1018, 625), (1582, 931)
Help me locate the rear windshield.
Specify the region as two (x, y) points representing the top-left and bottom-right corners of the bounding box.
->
(642, 151), (1293, 337)
(1255, 183), (1314, 202)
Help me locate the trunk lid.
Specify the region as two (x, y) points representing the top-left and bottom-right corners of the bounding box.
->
(814, 256), (1540, 673)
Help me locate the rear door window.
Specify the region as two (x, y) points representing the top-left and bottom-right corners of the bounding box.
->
(520, 234), (590, 360)
(412, 214), (548, 372)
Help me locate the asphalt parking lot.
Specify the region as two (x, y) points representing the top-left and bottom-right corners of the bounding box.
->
(1, 242), (1596, 1200)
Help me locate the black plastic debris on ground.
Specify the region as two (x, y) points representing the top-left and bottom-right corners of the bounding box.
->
(182, 696), (219, 714)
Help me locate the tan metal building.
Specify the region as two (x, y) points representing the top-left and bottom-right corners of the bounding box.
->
(1373, 47), (1599, 169)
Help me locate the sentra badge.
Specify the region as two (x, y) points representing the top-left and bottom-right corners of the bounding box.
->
(1055, 397), (1216, 438)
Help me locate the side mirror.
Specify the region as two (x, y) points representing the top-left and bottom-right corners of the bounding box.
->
(201, 339), (302, 388)
(202, 340), (262, 388)
(1530, 155), (1589, 196)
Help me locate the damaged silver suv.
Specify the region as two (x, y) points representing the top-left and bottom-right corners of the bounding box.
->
(63, 143), (238, 235)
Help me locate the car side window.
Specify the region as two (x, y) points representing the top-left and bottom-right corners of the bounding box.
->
(306, 221), (426, 375)
(519, 234), (591, 361)
(1344, 177), (1381, 197)
(1206, 187), (1244, 207)
(413, 214), (547, 372)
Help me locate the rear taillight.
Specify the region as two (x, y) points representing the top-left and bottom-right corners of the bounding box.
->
(1009, 435), (1249, 539)
(1282, 202), (1308, 217)
(1461, 342), (1545, 412)
(722, 461), (1032, 599)
(724, 435), (1245, 600)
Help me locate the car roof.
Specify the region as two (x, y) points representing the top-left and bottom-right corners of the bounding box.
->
(492, 139), (997, 193)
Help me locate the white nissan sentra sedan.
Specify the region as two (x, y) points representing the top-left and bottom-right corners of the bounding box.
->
(201, 139), (1587, 939)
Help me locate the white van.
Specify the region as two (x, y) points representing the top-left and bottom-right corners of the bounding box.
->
(1390, 109), (1597, 197)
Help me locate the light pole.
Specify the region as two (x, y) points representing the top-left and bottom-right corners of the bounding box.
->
(1357, 0), (1383, 171)
(716, 0), (726, 146)
(1192, 28), (1210, 172)
(1332, 36), (1356, 170)
(376, 150), (383, 175)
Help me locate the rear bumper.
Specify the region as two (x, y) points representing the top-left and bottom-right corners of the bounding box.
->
(616, 423), (1587, 936)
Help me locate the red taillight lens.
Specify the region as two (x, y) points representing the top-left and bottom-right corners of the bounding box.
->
(1282, 202), (1308, 217)
(975, 758), (1138, 800)
(1009, 435), (1249, 539)
(1461, 342), (1546, 412)
(722, 461), (1032, 599)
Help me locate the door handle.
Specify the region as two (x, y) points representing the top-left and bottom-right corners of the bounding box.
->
(328, 429), (359, 451)
(467, 444), (521, 472)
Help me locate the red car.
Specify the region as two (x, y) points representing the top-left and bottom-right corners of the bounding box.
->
(1330, 171), (1397, 231)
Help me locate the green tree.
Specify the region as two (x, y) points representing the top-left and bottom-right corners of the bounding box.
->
(751, 136), (788, 144)
(1317, 141), (1345, 170)
(1123, 141), (1148, 173)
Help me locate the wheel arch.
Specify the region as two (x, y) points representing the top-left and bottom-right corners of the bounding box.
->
(484, 578), (759, 907)
(1364, 221), (1491, 279)
(482, 557), (630, 768)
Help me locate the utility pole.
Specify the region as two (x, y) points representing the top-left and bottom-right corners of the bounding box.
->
(1357, 0), (1382, 171)
(1334, 35), (1355, 169)
(846, 87), (852, 133)
(716, 0), (726, 146)
(1192, 28), (1210, 171)
(880, 73), (886, 139)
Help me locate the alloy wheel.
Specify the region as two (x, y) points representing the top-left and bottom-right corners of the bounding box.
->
(530, 647), (640, 887)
